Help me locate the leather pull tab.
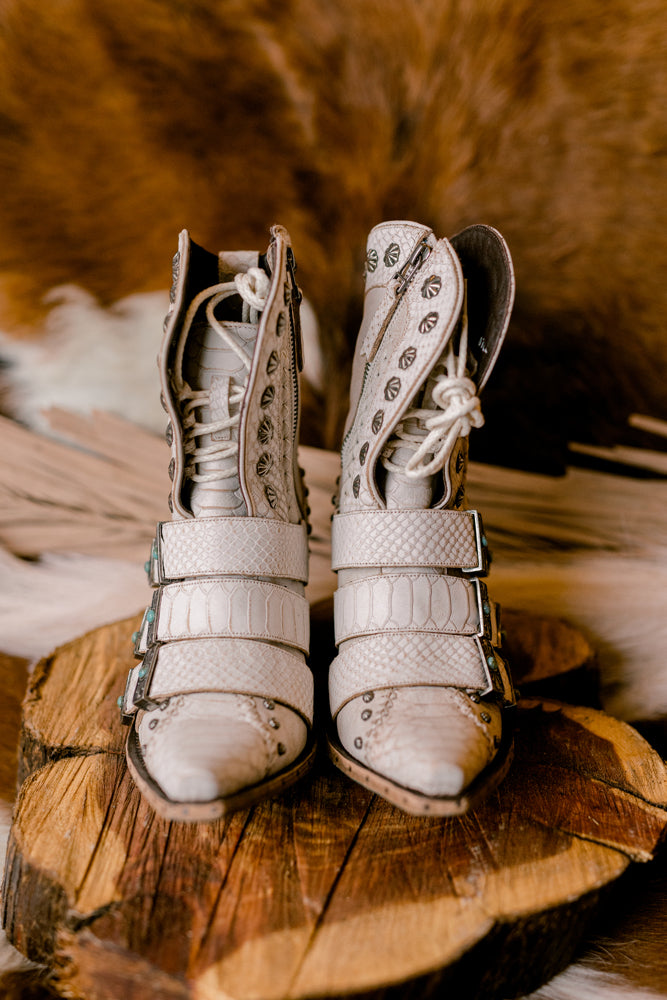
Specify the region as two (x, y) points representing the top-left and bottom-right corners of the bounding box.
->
(450, 225), (515, 391)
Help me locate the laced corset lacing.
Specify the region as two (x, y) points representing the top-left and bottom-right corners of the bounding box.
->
(172, 267), (270, 484)
(381, 288), (483, 480)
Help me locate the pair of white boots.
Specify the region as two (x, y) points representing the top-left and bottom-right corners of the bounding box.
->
(120, 220), (516, 821)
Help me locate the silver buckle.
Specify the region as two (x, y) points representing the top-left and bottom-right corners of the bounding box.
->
(131, 646), (161, 713)
(133, 588), (162, 658)
(475, 636), (516, 706)
(463, 510), (490, 577)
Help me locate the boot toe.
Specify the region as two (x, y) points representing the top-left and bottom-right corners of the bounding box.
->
(138, 692), (307, 803)
(337, 687), (502, 798)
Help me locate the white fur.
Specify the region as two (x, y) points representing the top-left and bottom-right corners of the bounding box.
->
(526, 966), (666, 1000)
(0, 549), (148, 661)
(0, 285), (323, 435)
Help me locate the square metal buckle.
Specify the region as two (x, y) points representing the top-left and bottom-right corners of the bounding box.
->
(132, 588), (162, 658)
(131, 646), (161, 713)
(464, 510), (490, 577)
(475, 636), (516, 706)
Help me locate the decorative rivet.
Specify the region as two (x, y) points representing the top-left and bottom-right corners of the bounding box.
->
(277, 742), (286, 755)
(266, 350), (279, 373)
(419, 311), (439, 334)
(160, 392), (168, 412)
(284, 282), (292, 306)
(487, 655), (497, 669)
(269, 718), (280, 729)
(384, 376), (401, 401)
(482, 601), (491, 615)
(366, 248), (378, 272)
(265, 484), (278, 508)
(117, 695), (123, 708)
(352, 475), (361, 498)
(361, 709), (372, 721)
(468, 692), (480, 703)
(167, 493), (173, 513)
(359, 441), (369, 465)
(260, 386), (275, 407)
(421, 275), (442, 298)
(456, 449), (465, 474)
(165, 422), (173, 446)
(144, 561), (151, 573)
(146, 609), (155, 624)
(138, 666), (147, 679)
(384, 243), (400, 267)
(276, 313), (286, 336)
(482, 535), (488, 547)
(454, 485), (465, 508)
(168, 457), (175, 481)
(263, 699), (275, 710)
(371, 410), (384, 434)
(256, 452), (273, 476)
(481, 712), (492, 724)
(152, 543), (158, 558)
(398, 346), (417, 369)
(362, 692), (374, 703)
(131, 631), (139, 643)
(149, 718), (159, 730)
(354, 736), (363, 749)
(258, 416), (273, 444)
(160, 699), (170, 711)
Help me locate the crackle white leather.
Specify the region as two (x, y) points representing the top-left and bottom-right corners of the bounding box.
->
(127, 638), (313, 722)
(330, 509), (483, 571)
(158, 517), (309, 582)
(153, 578), (309, 652)
(124, 225), (312, 810)
(329, 632), (489, 717)
(333, 573), (481, 643)
(329, 219), (516, 806)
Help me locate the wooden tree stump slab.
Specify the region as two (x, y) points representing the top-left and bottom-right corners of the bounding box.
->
(3, 613), (667, 1000)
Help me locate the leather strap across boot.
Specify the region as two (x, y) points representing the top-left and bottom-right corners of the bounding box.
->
(121, 225), (315, 821)
(328, 220), (516, 816)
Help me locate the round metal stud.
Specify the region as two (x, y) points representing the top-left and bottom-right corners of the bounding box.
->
(146, 609), (155, 624)
(371, 410), (384, 434)
(359, 441), (369, 465)
(468, 692), (480, 703)
(256, 452), (273, 477)
(277, 742), (287, 755)
(361, 709), (372, 721)
(269, 718), (280, 729)
(138, 666), (147, 679)
(487, 655), (497, 669)
(384, 243), (400, 268)
(116, 696), (123, 708)
(144, 561), (150, 573)
(421, 274), (442, 298)
(354, 736), (363, 749)
(131, 631), (139, 644)
(482, 601), (491, 616)
(149, 718), (159, 730)
(165, 422), (173, 446)
(258, 416), (273, 445)
(366, 248), (378, 272)
(384, 376), (401, 401)
(481, 712), (492, 724)
(362, 691), (374, 703)
(419, 311), (439, 334)
(260, 386), (275, 408)
(266, 350), (279, 374)
(352, 475), (361, 498)
(398, 346), (417, 369)
(263, 699), (275, 710)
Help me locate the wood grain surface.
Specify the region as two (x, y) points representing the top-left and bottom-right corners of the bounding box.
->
(3, 611), (667, 1000)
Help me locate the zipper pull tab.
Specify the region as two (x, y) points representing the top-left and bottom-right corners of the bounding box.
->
(394, 240), (432, 297)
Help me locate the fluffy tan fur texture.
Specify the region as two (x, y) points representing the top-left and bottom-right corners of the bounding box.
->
(0, 0), (666, 462)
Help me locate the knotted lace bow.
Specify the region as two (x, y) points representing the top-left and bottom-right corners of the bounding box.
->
(381, 295), (483, 479)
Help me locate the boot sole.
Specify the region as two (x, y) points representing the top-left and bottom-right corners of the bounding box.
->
(125, 725), (317, 822)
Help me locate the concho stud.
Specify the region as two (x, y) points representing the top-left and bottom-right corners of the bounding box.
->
(384, 376), (401, 401)
(421, 274), (442, 298)
(398, 347), (417, 369)
(366, 248), (378, 272)
(384, 243), (400, 268)
(260, 385), (275, 407)
(419, 312), (439, 334)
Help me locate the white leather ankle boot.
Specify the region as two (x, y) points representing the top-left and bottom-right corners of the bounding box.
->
(121, 226), (315, 820)
(328, 220), (516, 815)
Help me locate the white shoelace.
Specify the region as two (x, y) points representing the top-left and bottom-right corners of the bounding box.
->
(173, 267), (270, 483)
(381, 291), (484, 479)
